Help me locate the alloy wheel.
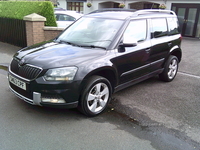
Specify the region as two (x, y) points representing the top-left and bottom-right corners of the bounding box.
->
(87, 82), (109, 113)
(168, 58), (178, 80)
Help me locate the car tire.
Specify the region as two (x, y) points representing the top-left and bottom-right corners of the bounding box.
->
(78, 76), (112, 117)
(159, 55), (179, 82)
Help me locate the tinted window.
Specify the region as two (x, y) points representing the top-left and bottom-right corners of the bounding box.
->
(152, 18), (167, 38)
(167, 17), (180, 35)
(124, 19), (147, 42)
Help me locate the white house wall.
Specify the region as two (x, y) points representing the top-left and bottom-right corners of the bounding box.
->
(57, 0), (200, 14)
(57, 0), (67, 9)
(84, 0), (166, 14)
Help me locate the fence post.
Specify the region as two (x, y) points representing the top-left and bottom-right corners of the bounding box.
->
(23, 13), (46, 46)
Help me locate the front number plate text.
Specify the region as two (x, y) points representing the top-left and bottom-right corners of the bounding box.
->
(9, 75), (26, 90)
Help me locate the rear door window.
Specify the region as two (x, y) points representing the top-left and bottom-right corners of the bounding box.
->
(151, 18), (168, 38)
(167, 17), (180, 35)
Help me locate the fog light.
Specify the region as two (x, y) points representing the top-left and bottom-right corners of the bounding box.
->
(42, 98), (65, 103)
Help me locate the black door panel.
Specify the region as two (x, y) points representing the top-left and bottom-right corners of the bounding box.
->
(113, 42), (151, 84)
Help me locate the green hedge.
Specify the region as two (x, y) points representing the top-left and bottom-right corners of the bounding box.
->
(0, 1), (57, 26)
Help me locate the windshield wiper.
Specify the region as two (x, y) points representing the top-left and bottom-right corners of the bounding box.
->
(81, 45), (107, 50)
(59, 40), (81, 47)
(59, 40), (107, 50)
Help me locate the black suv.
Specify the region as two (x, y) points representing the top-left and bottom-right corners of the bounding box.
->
(8, 9), (182, 116)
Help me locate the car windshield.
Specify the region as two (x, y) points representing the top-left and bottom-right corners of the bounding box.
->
(56, 17), (123, 49)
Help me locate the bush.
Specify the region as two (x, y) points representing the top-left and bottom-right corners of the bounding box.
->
(0, 1), (57, 26)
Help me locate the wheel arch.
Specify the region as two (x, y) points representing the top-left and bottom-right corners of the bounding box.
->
(170, 46), (182, 62)
(79, 67), (118, 94)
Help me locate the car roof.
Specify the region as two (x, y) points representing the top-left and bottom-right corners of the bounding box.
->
(86, 9), (177, 20)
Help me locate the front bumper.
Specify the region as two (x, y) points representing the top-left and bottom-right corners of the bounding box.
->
(10, 86), (41, 105)
(8, 70), (80, 109)
(9, 84), (79, 108)
(8, 56), (81, 108)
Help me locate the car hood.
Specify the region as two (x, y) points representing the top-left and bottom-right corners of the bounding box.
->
(14, 42), (107, 69)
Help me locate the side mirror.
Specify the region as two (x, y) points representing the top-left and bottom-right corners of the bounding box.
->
(118, 38), (137, 53)
(121, 38), (138, 47)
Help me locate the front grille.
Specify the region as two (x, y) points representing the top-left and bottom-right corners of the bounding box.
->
(10, 59), (42, 80)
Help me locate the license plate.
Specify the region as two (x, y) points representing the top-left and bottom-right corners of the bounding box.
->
(9, 75), (26, 90)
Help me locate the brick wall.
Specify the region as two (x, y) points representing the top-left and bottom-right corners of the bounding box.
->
(129, 2), (144, 9)
(25, 21), (46, 46)
(44, 27), (63, 41)
(24, 13), (64, 46)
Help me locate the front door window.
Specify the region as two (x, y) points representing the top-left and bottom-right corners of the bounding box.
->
(196, 13), (200, 37)
(185, 8), (197, 36)
(177, 8), (186, 34)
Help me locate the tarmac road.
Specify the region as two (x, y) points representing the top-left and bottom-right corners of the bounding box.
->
(0, 72), (197, 150)
(111, 37), (200, 146)
(0, 38), (200, 149)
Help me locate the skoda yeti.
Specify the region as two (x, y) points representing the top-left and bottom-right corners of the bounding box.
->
(8, 9), (182, 116)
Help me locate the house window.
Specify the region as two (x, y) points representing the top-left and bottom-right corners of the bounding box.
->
(67, 2), (83, 13)
(144, 3), (159, 9)
(196, 13), (200, 38)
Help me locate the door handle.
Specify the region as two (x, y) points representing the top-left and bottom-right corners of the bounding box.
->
(168, 42), (172, 47)
(145, 48), (151, 53)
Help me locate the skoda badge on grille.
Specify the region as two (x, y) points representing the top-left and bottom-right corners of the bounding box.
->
(19, 59), (25, 66)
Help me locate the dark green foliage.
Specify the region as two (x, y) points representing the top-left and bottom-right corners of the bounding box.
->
(0, 1), (57, 26)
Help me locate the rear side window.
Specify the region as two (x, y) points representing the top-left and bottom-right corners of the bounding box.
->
(151, 18), (167, 38)
(124, 19), (147, 42)
(167, 17), (180, 35)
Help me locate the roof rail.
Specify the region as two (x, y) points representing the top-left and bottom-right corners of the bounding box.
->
(89, 8), (136, 14)
(134, 9), (176, 16)
(88, 8), (176, 16)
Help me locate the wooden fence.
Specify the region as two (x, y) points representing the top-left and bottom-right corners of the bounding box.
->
(0, 17), (27, 47)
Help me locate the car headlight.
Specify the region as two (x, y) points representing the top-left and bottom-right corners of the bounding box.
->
(44, 67), (78, 81)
